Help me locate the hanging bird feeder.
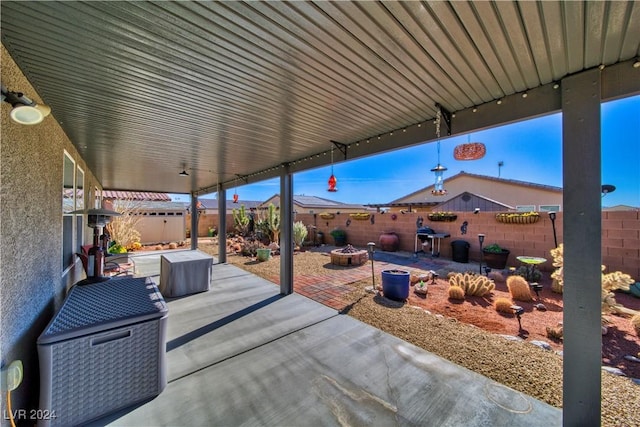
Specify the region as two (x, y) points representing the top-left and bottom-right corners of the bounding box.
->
(431, 107), (448, 196)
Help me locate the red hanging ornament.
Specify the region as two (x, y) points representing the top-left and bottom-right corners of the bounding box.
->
(327, 173), (337, 192)
(233, 193), (239, 203)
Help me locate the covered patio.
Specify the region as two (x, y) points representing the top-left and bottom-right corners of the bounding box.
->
(1, 2), (639, 426)
(89, 255), (561, 426)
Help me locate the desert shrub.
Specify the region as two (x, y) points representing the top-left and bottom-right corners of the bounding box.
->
(507, 275), (533, 302)
(168, 242), (178, 249)
(448, 285), (465, 300)
(448, 273), (495, 297)
(631, 314), (640, 336)
(154, 245), (163, 251)
(494, 297), (513, 314)
(105, 199), (143, 250)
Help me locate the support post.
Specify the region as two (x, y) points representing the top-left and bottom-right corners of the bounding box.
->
(217, 186), (227, 264)
(280, 165), (293, 295)
(561, 69), (602, 427)
(190, 194), (198, 250)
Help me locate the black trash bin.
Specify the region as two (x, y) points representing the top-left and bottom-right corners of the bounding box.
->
(451, 240), (470, 263)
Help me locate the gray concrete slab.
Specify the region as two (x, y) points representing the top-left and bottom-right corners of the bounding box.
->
(90, 260), (560, 426)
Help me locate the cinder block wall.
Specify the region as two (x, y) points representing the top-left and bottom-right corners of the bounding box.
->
(293, 211), (639, 279)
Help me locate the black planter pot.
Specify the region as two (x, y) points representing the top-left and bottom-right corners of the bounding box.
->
(482, 249), (510, 269)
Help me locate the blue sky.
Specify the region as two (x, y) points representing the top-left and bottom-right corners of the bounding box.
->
(173, 95), (639, 208)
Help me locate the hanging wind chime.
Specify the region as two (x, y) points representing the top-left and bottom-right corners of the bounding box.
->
(327, 146), (337, 192)
(431, 109), (448, 196)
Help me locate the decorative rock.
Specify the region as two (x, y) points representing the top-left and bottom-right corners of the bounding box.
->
(555, 351), (564, 357)
(530, 340), (552, 351)
(623, 355), (640, 363)
(602, 326), (608, 335)
(500, 334), (524, 343)
(602, 366), (626, 376)
(364, 286), (376, 294)
(534, 303), (547, 311)
(632, 378), (640, 386)
(423, 310), (432, 316)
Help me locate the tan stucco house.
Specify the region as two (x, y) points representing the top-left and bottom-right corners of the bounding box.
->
(387, 172), (563, 213)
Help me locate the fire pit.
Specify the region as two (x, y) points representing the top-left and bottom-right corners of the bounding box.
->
(330, 245), (368, 266)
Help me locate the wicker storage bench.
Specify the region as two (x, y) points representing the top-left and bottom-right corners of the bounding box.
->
(37, 277), (168, 427)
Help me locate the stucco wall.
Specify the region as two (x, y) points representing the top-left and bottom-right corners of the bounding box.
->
(1, 44), (100, 415)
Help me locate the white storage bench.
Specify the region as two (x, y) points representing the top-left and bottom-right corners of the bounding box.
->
(37, 276), (168, 427)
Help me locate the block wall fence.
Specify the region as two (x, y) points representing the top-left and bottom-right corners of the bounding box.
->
(189, 210), (639, 279)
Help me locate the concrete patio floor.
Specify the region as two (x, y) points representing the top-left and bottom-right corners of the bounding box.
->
(91, 252), (561, 426)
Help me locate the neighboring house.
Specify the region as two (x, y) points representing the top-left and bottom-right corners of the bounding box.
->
(603, 204), (639, 211)
(385, 172), (563, 213)
(260, 194), (372, 214)
(103, 191), (186, 244)
(194, 198), (264, 214)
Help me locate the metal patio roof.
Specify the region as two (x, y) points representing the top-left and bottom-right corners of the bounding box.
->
(2, 1), (639, 195)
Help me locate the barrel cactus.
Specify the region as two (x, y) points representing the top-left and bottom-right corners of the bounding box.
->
(448, 273), (495, 297)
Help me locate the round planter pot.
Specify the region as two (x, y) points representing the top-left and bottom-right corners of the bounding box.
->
(379, 232), (399, 252)
(482, 249), (510, 269)
(332, 235), (346, 246)
(381, 269), (410, 301)
(256, 248), (272, 262)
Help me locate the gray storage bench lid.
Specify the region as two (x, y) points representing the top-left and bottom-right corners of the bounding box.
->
(38, 277), (168, 344)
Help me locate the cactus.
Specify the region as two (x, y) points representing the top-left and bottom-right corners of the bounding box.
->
(448, 273), (495, 297)
(551, 244), (639, 319)
(293, 221), (308, 248)
(448, 285), (465, 300)
(232, 204), (250, 236)
(265, 203), (281, 243)
(494, 297), (514, 314)
(506, 275), (533, 302)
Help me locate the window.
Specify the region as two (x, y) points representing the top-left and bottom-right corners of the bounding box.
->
(539, 205), (561, 212)
(62, 152), (75, 270)
(76, 168), (85, 255)
(515, 205), (536, 212)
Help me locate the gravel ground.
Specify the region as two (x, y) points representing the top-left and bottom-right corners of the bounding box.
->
(198, 243), (640, 426)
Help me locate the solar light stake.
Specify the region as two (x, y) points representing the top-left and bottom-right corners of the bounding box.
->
(548, 211), (558, 248)
(478, 234), (485, 274)
(367, 242), (376, 291)
(511, 305), (524, 330)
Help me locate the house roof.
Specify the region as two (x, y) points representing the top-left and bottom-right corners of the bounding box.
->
(389, 171), (562, 204)
(262, 194), (369, 211)
(194, 199), (264, 210)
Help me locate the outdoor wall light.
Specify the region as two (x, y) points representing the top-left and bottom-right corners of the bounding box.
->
(474, 208), (480, 214)
(179, 170), (189, 177)
(1, 84), (51, 125)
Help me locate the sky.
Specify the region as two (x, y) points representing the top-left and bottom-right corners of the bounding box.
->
(172, 94), (639, 208)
